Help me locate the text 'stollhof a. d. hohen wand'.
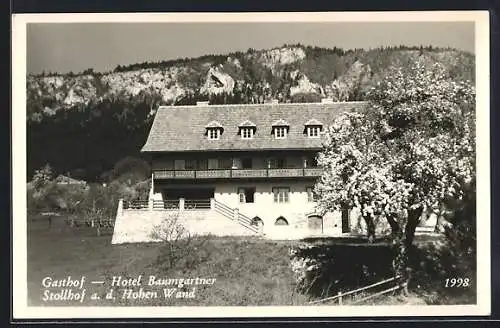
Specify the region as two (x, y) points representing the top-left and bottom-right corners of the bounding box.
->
(40, 275), (217, 303)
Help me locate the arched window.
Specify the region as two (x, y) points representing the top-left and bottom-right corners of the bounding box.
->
(251, 216), (264, 226)
(275, 216), (289, 226)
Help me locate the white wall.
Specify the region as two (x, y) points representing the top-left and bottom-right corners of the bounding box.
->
(152, 180), (346, 236)
(213, 181), (336, 231)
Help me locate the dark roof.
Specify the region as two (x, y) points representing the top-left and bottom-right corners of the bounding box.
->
(141, 101), (368, 152)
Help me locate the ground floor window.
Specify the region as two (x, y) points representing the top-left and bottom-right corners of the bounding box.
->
(238, 187), (255, 203)
(272, 187), (290, 203)
(251, 216), (264, 226)
(306, 186), (318, 202)
(275, 216), (289, 225)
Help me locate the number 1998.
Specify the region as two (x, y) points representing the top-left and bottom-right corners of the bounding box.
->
(445, 278), (470, 287)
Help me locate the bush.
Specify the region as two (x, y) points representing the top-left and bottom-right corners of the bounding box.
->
(108, 156), (151, 184)
(151, 213), (212, 270)
(290, 242), (394, 298)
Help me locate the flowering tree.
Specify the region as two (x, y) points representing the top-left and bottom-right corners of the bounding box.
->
(315, 60), (475, 284)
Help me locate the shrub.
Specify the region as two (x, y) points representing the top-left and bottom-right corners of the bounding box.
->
(151, 213), (212, 270)
(108, 156), (151, 184)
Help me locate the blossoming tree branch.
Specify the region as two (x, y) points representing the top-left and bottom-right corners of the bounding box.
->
(315, 60), (476, 287)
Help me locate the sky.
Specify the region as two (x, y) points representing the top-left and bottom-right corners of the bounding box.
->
(26, 21), (475, 74)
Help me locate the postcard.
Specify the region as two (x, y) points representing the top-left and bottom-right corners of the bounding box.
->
(12, 11), (491, 319)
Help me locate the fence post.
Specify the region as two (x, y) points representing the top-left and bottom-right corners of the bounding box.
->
(210, 198), (215, 210)
(233, 208), (239, 221)
(338, 291), (342, 305)
(179, 198), (185, 211)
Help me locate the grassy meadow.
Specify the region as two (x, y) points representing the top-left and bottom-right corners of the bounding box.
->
(27, 214), (307, 306)
(27, 213), (475, 307)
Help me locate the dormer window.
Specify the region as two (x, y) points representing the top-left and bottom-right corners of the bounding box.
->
(207, 128), (221, 140)
(307, 126), (320, 137)
(205, 121), (223, 140)
(238, 120), (256, 140)
(274, 127), (287, 139)
(304, 119), (323, 138)
(272, 119), (289, 139)
(241, 128), (254, 139)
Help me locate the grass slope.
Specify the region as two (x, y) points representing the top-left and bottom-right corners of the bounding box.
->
(27, 215), (306, 306)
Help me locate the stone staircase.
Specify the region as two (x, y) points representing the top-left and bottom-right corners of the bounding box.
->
(111, 200), (260, 244)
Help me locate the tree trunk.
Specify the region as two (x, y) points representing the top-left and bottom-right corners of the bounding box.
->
(363, 213), (376, 243)
(392, 206), (423, 295)
(405, 207), (422, 247)
(386, 213), (400, 237)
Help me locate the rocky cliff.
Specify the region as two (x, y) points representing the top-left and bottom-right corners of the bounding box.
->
(26, 44), (475, 181)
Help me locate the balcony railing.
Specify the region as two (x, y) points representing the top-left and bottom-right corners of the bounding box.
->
(153, 167), (322, 180)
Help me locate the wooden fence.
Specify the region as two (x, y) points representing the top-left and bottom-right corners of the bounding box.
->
(33, 212), (115, 236)
(308, 275), (405, 305)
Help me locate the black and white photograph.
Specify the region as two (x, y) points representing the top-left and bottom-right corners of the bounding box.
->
(12, 11), (490, 319)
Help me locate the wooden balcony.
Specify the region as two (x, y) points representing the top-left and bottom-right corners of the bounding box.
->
(153, 167), (322, 180)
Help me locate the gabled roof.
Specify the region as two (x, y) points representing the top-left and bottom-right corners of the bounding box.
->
(238, 120), (257, 128)
(205, 120), (223, 129)
(271, 119), (289, 127)
(304, 118), (323, 126)
(141, 101), (368, 152)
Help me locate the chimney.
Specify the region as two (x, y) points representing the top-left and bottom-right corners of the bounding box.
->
(196, 101), (210, 106)
(321, 98), (333, 104)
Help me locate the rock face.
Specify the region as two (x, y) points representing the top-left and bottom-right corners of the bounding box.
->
(289, 71), (322, 96)
(199, 66), (235, 95)
(258, 46), (307, 68)
(329, 60), (373, 101)
(26, 45), (474, 123)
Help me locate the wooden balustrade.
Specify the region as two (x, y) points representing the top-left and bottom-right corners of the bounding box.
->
(153, 167), (322, 180)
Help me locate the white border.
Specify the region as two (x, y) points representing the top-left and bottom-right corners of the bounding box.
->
(12, 11), (491, 319)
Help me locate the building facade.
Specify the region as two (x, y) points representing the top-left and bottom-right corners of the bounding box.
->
(136, 99), (368, 239)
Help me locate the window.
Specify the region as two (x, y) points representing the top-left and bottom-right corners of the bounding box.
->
(275, 216), (289, 225)
(274, 127), (287, 139)
(273, 187), (290, 203)
(208, 158), (218, 169)
(305, 156), (318, 168)
(207, 128), (220, 140)
(307, 126), (321, 137)
(232, 158), (242, 169)
(197, 159), (208, 170)
(242, 158), (252, 169)
(269, 157), (286, 169)
(185, 159), (197, 170)
(238, 187), (255, 203)
(218, 158), (232, 169)
(306, 186), (318, 202)
(174, 159), (185, 170)
(251, 217), (264, 227)
(241, 128), (254, 139)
